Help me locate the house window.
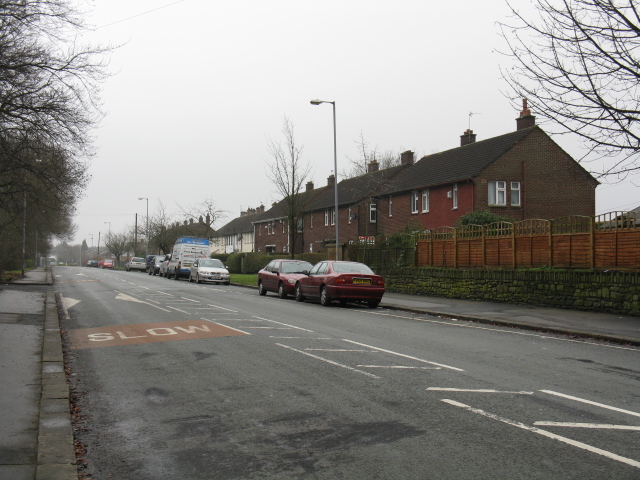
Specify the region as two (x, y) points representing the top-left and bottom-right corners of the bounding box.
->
(452, 183), (458, 209)
(488, 181), (507, 205)
(421, 189), (429, 213)
(511, 181), (521, 206)
(267, 223), (272, 235)
(310, 214), (313, 229)
(309, 243), (313, 253)
(348, 206), (352, 224)
(411, 191), (419, 214)
(324, 209), (329, 226)
(389, 196), (393, 217)
(330, 208), (335, 226)
(369, 203), (377, 223)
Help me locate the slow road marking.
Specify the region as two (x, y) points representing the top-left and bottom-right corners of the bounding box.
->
(69, 320), (247, 349)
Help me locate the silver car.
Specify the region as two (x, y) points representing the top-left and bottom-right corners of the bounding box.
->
(189, 258), (230, 284)
(148, 255), (167, 276)
(125, 257), (147, 272)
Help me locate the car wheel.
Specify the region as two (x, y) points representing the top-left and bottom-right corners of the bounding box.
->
(368, 300), (380, 309)
(189, 273), (193, 282)
(320, 287), (331, 307)
(196, 274), (202, 284)
(224, 281), (230, 285)
(295, 284), (305, 302)
(258, 281), (266, 296)
(339, 300), (347, 307)
(174, 270), (180, 280)
(278, 282), (287, 299)
(148, 269), (152, 275)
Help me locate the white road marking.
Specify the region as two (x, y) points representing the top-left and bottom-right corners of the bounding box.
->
(276, 344), (381, 379)
(202, 320), (252, 335)
(342, 339), (464, 371)
(540, 390), (640, 418)
(208, 304), (237, 312)
(180, 297), (200, 303)
(242, 327), (292, 330)
(166, 305), (190, 314)
(114, 292), (170, 312)
(367, 311), (639, 351)
(359, 365), (441, 370)
(62, 297), (80, 310)
(306, 349), (376, 352)
(427, 388), (533, 394)
(534, 422), (640, 431)
(155, 291), (174, 296)
(270, 337), (332, 339)
(442, 399), (640, 469)
(253, 316), (316, 332)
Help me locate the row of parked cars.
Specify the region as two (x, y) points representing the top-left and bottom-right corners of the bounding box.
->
(257, 259), (385, 308)
(125, 254), (231, 285)
(86, 259), (114, 269)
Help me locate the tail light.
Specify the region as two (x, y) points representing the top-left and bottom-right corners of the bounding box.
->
(335, 276), (346, 284)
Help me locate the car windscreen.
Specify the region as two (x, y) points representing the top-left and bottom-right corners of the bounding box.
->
(199, 259), (224, 268)
(132, 257), (145, 262)
(332, 263), (375, 274)
(281, 261), (313, 274)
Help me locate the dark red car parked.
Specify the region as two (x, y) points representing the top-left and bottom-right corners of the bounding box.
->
(294, 261), (385, 308)
(258, 259), (313, 298)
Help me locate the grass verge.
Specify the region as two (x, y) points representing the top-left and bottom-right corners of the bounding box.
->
(231, 274), (258, 287)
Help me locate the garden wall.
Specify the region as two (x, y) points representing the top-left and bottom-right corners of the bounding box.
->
(378, 267), (640, 316)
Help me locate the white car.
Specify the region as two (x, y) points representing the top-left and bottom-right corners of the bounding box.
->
(189, 258), (230, 284)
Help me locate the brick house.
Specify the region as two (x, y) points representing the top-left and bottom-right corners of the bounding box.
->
(302, 160), (409, 253)
(211, 205), (265, 254)
(374, 101), (599, 235)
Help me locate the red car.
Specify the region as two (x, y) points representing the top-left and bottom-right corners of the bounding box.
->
(102, 259), (114, 269)
(294, 261), (385, 308)
(258, 259), (313, 298)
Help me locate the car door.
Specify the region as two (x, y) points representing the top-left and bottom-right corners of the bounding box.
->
(303, 262), (327, 298)
(191, 259), (199, 278)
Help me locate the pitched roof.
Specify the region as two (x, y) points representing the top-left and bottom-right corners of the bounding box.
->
(309, 164), (407, 211)
(252, 186), (329, 223)
(378, 126), (536, 195)
(214, 212), (261, 236)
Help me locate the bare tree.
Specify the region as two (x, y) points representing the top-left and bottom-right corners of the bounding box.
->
(500, 0), (640, 177)
(266, 116), (312, 258)
(343, 131), (402, 178)
(104, 231), (129, 267)
(176, 198), (226, 237)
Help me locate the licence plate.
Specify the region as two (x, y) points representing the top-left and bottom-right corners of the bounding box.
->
(353, 278), (371, 284)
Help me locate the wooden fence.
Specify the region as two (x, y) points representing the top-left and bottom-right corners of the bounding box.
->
(415, 211), (640, 270)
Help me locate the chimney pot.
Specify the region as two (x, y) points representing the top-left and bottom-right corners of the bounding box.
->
(400, 150), (414, 166)
(327, 174), (335, 188)
(516, 98), (536, 130)
(367, 160), (379, 173)
(306, 181), (314, 192)
(460, 129), (477, 146)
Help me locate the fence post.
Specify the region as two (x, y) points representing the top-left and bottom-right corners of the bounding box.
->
(482, 224), (486, 268)
(590, 216), (595, 270)
(512, 223), (516, 269)
(548, 220), (554, 267)
(453, 227), (458, 268)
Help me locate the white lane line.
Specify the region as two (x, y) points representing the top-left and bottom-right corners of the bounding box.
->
(306, 349), (376, 352)
(276, 343), (381, 379)
(253, 316), (316, 332)
(342, 339), (464, 371)
(442, 399), (640, 469)
(359, 365), (441, 370)
(114, 291), (171, 312)
(202, 320), (252, 335)
(428, 388), (533, 394)
(207, 304), (237, 312)
(366, 311), (639, 351)
(540, 390), (640, 418)
(534, 422), (640, 431)
(270, 337), (332, 340)
(155, 291), (174, 296)
(167, 306), (190, 314)
(180, 297), (200, 303)
(242, 327), (291, 330)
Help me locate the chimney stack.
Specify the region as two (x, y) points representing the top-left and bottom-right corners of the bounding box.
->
(327, 174), (335, 188)
(306, 181), (314, 192)
(367, 160), (379, 173)
(400, 150), (414, 166)
(516, 98), (536, 130)
(460, 129), (477, 146)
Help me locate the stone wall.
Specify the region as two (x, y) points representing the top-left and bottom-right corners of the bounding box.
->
(379, 267), (640, 316)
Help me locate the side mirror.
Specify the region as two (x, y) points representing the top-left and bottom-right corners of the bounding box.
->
(302, 270), (310, 275)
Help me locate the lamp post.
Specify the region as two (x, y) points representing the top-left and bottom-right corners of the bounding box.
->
(138, 197), (149, 256)
(310, 99), (339, 260)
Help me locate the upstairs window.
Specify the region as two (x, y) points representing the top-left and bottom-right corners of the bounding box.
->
(421, 189), (430, 213)
(411, 191), (419, 214)
(389, 196), (393, 217)
(511, 181), (521, 206)
(452, 183), (458, 209)
(369, 203), (377, 223)
(488, 181), (507, 205)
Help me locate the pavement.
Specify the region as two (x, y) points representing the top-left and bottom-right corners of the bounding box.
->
(0, 267), (638, 480)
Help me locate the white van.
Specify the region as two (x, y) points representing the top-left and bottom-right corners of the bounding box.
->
(167, 237), (211, 280)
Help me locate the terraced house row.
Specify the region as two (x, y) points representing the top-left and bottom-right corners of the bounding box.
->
(211, 101), (599, 255)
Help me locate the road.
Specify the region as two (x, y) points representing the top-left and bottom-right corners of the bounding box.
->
(55, 266), (640, 479)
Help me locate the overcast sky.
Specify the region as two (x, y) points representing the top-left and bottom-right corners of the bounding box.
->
(71, 0), (639, 247)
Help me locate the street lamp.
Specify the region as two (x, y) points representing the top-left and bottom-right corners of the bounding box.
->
(104, 221), (111, 239)
(310, 99), (339, 260)
(138, 197), (149, 256)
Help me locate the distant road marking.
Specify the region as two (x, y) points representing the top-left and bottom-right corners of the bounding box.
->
(534, 422), (640, 431)
(270, 337), (332, 340)
(155, 291), (174, 296)
(540, 390), (640, 418)
(207, 321), (252, 335)
(360, 365), (441, 370)
(442, 399), (640, 469)
(253, 316), (315, 332)
(208, 304), (237, 312)
(61, 297), (80, 310)
(242, 327), (292, 330)
(276, 343), (380, 378)
(342, 339), (464, 371)
(306, 349), (375, 352)
(114, 292), (170, 312)
(167, 305), (190, 314)
(180, 297), (200, 303)
(428, 388), (533, 394)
